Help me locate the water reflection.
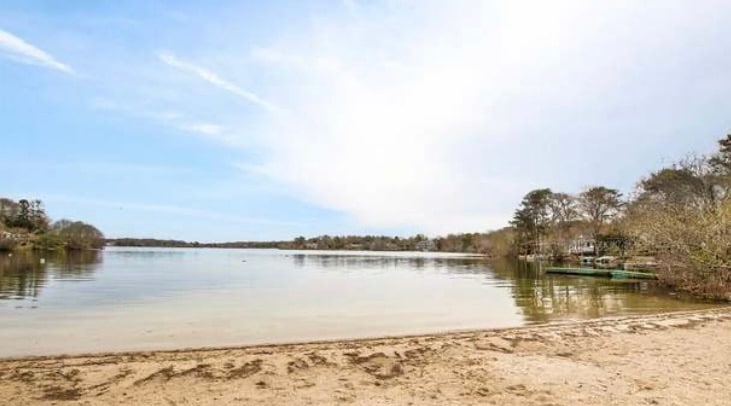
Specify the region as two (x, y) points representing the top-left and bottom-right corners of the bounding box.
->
(289, 253), (488, 274)
(0, 248), (718, 357)
(1, 250), (710, 321)
(111, 249), (188, 259)
(488, 259), (699, 323)
(0, 250), (102, 301)
(289, 253), (710, 323)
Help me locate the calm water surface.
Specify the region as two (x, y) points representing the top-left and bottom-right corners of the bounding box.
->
(0, 247), (716, 357)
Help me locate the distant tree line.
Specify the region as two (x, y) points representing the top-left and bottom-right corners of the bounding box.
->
(285, 233), (492, 252)
(107, 238), (204, 248)
(106, 238), (286, 249)
(0, 198), (104, 251)
(107, 233), (494, 254)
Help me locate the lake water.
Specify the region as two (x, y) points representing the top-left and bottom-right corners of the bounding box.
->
(0, 247), (715, 357)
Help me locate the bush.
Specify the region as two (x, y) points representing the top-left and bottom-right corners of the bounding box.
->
(52, 220), (105, 250)
(627, 200), (731, 299)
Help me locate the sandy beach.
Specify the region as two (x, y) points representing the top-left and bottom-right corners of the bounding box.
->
(1, 307), (730, 405)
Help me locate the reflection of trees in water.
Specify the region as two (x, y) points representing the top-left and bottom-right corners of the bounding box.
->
(488, 259), (678, 323)
(50, 250), (103, 279)
(0, 253), (45, 300)
(291, 253), (688, 323)
(0, 250), (102, 300)
(290, 254), (489, 274)
(110, 249), (187, 260)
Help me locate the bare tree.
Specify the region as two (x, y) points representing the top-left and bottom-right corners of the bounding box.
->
(578, 186), (624, 254)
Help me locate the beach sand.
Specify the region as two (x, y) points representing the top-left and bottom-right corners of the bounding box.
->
(1, 308), (730, 405)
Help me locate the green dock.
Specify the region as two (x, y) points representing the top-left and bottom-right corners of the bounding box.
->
(609, 270), (658, 280)
(546, 267), (658, 280)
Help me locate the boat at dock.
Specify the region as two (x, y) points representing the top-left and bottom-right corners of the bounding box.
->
(546, 267), (658, 280)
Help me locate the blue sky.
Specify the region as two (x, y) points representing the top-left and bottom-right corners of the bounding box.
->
(1, 1), (730, 241)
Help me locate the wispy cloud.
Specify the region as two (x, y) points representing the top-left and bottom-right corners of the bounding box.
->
(176, 122), (242, 146)
(0, 29), (74, 75)
(178, 123), (223, 136)
(39, 194), (307, 227)
(90, 98), (242, 145)
(342, 0), (359, 16)
(2, 161), (191, 176)
(91, 98), (182, 123)
(250, 46), (341, 73)
(157, 51), (280, 113)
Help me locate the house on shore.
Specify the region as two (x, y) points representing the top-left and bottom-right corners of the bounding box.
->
(0, 231), (25, 241)
(415, 239), (436, 252)
(569, 236), (596, 256)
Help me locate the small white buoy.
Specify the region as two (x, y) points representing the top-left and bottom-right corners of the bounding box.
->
(40, 258), (46, 264)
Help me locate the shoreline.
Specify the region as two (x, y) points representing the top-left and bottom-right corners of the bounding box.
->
(1, 307), (727, 363)
(3, 307), (730, 405)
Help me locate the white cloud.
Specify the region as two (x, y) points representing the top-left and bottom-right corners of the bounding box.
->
(179, 123), (224, 136)
(0, 29), (74, 74)
(61, 1), (729, 237)
(239, 0), (731, 234)
(243, 1), (585, 233)
(342, 0), (359, 16)
(157, 51), (281, 113)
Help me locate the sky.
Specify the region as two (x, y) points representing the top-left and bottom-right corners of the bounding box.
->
(1, 0), (730, 241)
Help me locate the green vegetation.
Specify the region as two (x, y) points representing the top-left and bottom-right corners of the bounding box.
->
(0, 198), (104, 252)
(500, 134), (731, 300)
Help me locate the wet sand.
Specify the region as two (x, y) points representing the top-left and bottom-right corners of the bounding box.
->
(1, 307), (730, 405)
